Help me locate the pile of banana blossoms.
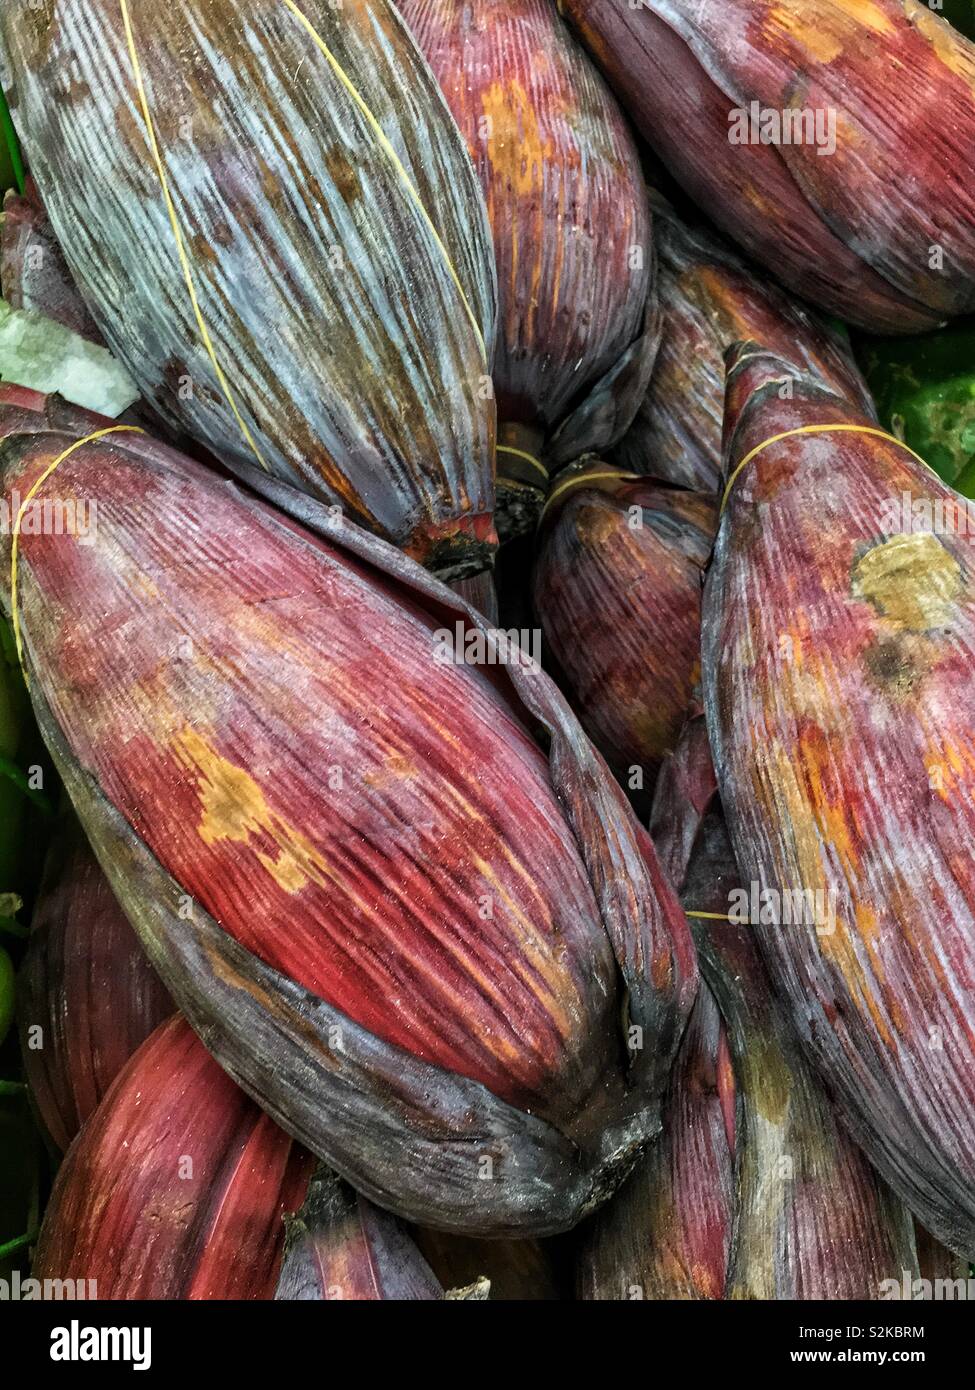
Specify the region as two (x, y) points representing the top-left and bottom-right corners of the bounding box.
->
(616, 199), (875, 493)
(560, 0), (975, 333)
(704, 339), (975, 1260)
(17, 812), (173, 1152)
(400, 0), (658, 533)
(1, 0), (498, 576)
(0, 385), (696, 1236)
(580, 716), (944, 1299)
(533, 460), (716, 796)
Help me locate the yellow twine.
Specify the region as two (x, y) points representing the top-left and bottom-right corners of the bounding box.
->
(496, 444), (547, 484)
(119, 0), (271, 472)
(10, 425), (145, 679)
(540, 469), (642, 522)
(280, 0), (487, 368)
(721, 423), (936, 516)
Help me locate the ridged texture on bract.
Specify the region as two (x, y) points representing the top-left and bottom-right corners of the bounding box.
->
(533, 461), (716, 790)
(275, 1167), (443, 1301)
(560, 0), (975, 332)
(704, 341), (975, 1260)
(616, 199), (875, 493)
(0, 387), (696, 1233)
(17, 812), (173, 1151)
(914, 1218), (970, 1291)
(1, 0), (498, 572)
(400, 0), (656, 483)
(34, 1016), (315, 1299)
(654, 717), (920, 1298)
(577, 980), (733, 1300)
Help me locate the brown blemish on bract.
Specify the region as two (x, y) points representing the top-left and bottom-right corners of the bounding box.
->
(114, 96), (154, 164)
(480, 79), (558, 199)
(852, 532), (962, 631)
(324, 148), (360, 204)
(191, 230), (220, 263)
(795, 726), (858, 873)
(575, 502), (618, 549)
(363, 750), (418, 789)
(766, 6), (843, 64)
(18, 4), (60, 68)
(863, 637), (923, 700)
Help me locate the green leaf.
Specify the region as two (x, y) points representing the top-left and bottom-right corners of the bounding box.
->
(0, 85), (25, 196)
(0, 755), (54, 816)
(0, 1230), (39, 1261)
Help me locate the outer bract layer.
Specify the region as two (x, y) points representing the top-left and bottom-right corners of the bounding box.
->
(561, 0), (975, 332)
(704, 341), (975, 1260)
(18, 812), (173, 1151)
(617, 199), (875, 493)
(34, 1016), (315, 1299)
(1, 0), (499, 573)
(401, 0), (656, 485)
(534, 461), (716, 790)
(0, 386), (696, 1234)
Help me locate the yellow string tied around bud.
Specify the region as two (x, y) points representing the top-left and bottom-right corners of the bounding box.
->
(496, 445), (548, 484)
(10, 425), (146, 681)
(720, 424), (938, 517)
(540, 469), (642, 523)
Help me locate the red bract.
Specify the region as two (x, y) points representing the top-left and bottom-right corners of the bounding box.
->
(0, 388), (696, 1233)
(17, 812), (173, 1151)
(561, 0), (975, 332)
(533, 460), (716, 794)
(577, 980), (734, 1301)
(617, 199), (875, 493)
(33, 1016), (314, 1299)
(704, 342), (975, 1260)
(655, 717), (921, 1298)
(275, 1169), (443, 1301)
(400, 0), (657, 531)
